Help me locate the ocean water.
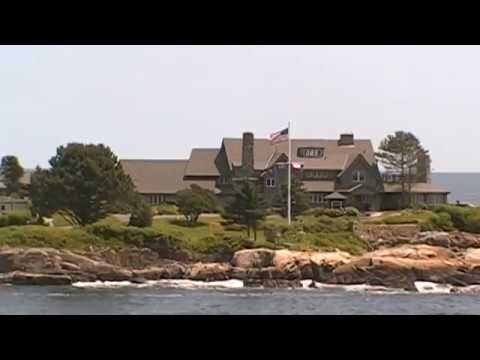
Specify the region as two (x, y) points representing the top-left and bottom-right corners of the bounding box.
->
(432, 172), (480, 205)
(1, 281), (480, 315)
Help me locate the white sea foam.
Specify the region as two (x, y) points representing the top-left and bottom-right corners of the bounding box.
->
(453, 285), (480, 294)
(414, 281), (453, 294)
(72, 279), (244, 290)
(300, 280), (406, 294)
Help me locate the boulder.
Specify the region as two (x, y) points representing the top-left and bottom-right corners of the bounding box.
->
(186, 262), (232, 281)
(0, 248), (63, 273)
(1, 271), (72, 285)
(414, 232), (451, 248)
(450, 232), (480, 249)
(231, 249), (275, 268)
(329, 245), (466, 290)
(132, 263), (186, 280)
(464, 248), (480, 266)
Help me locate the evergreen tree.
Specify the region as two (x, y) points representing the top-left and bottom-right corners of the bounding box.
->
(0, 156), (24, 195)
(279, 174), (310, 219)
(224, 179), (267, 241)
(30, 143), (136, 225)
(376, 131), (424, 207)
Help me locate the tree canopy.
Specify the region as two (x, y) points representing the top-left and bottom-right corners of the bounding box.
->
(224, 179), (267, 241)
(0, 156), (24, 195)
(376, 131), (425, 207)
(278, 175), (310, 219)
(176, 184), (219, 226)
(30, 143), (136, 225)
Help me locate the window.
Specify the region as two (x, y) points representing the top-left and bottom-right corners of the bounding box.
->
(310, 193), (325, 204)
(297, 147), (324, 158)
(265, 178), (276, 187)
(219, 176), (230, 185)
(0, 205), (5, 211)
(304, 170), (330, 180)
(352, 171), (365, 183)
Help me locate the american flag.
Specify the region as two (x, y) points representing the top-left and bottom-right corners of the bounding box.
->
(269, 128), (289, 145)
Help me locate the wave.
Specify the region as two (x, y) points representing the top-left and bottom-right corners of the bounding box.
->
(300, 280), (407, 294)
(72, 279), (244, 290)
(414, 282), (453, 294)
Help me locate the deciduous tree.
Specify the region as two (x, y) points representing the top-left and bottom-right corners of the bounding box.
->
(176, 184), (218, 226)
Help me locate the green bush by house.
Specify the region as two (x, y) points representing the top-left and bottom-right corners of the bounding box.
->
(153, 204), (179, 215)
(304, 207), (360, 218)
(0, 211), (32, 227)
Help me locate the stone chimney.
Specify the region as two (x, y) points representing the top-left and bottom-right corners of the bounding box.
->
(242, 132), (254, 171)
(338, 133), (354, 146)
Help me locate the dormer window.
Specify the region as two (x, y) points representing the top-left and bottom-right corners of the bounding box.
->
(297, 147), (324, 158)
(352, 171), (365, 183)
(265, 178), (276, 187)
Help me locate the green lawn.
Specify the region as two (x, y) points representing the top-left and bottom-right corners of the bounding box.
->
(0, 213), (369, 255)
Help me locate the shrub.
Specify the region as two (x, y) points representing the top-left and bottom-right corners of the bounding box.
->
(153, 204), (179, 215)
(304, 207), (359, 218)
(86, 223), (180, 250)
(299, 215), (353, 233)
(430, 205), (480, 233)
(465, 213), (480, 233)
(344, 207), (361, 217)
(129, 203), (153, 228)
(0, 212), (31, 227)
(193, 234), (249, 255)
(223, 223), (245, 231)
(263, 222), (289, 243)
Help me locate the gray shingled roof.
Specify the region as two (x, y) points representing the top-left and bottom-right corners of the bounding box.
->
(120, 159), (218, 194)
(184, 148), (220, 177)
(302, 180), (336, 192)
(222, 138), (376, 171)
(383, 183), (450, 194)
(324, 192), (347, 200)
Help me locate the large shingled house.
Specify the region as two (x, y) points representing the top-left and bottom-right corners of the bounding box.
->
(121, 132), (449, 211)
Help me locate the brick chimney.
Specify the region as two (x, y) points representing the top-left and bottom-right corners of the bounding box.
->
(338, 133), (354, 146)
(242, 132), (254, 171)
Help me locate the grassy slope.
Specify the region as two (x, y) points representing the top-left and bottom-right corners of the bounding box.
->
(0, 214), (368, 255)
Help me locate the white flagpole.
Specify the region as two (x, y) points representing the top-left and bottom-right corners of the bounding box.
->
(287, 121), (292, 225)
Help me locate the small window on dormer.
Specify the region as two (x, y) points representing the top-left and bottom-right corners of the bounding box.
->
(353, 171), (365, 183)
(266, 178), (276, 187)
(297, 147), (324, 158)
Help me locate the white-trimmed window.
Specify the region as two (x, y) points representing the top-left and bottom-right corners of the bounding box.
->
(298, 147), (324, 158)
(352, 170), (365, 183)
(265, 178), (276, 188)
(310, 193), (325, 204)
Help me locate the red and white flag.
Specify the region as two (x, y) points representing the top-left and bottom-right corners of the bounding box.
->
(292, 162), (303, 170)
(269, 127), (289, 145)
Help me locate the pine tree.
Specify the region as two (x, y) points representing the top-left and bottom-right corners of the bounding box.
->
(279, 174), (310, 219)
(0, 156), (24, 195)
(224, 179), (267, 241)
(376, 131), (424, 208)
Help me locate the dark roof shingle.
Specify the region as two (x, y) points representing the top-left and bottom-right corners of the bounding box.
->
(121, 159), (218, 194)
(184, 148), (220, 176)
(383, 183), (450, 194)
(222, 138), (376, 171)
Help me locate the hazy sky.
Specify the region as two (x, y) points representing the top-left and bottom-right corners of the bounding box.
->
(1, 45), (479, 172)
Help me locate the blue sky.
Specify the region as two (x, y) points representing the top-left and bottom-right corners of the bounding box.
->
(1, 45), (478, 172)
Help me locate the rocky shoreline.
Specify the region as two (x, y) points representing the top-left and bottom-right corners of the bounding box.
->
(2, 230), (480, 291)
